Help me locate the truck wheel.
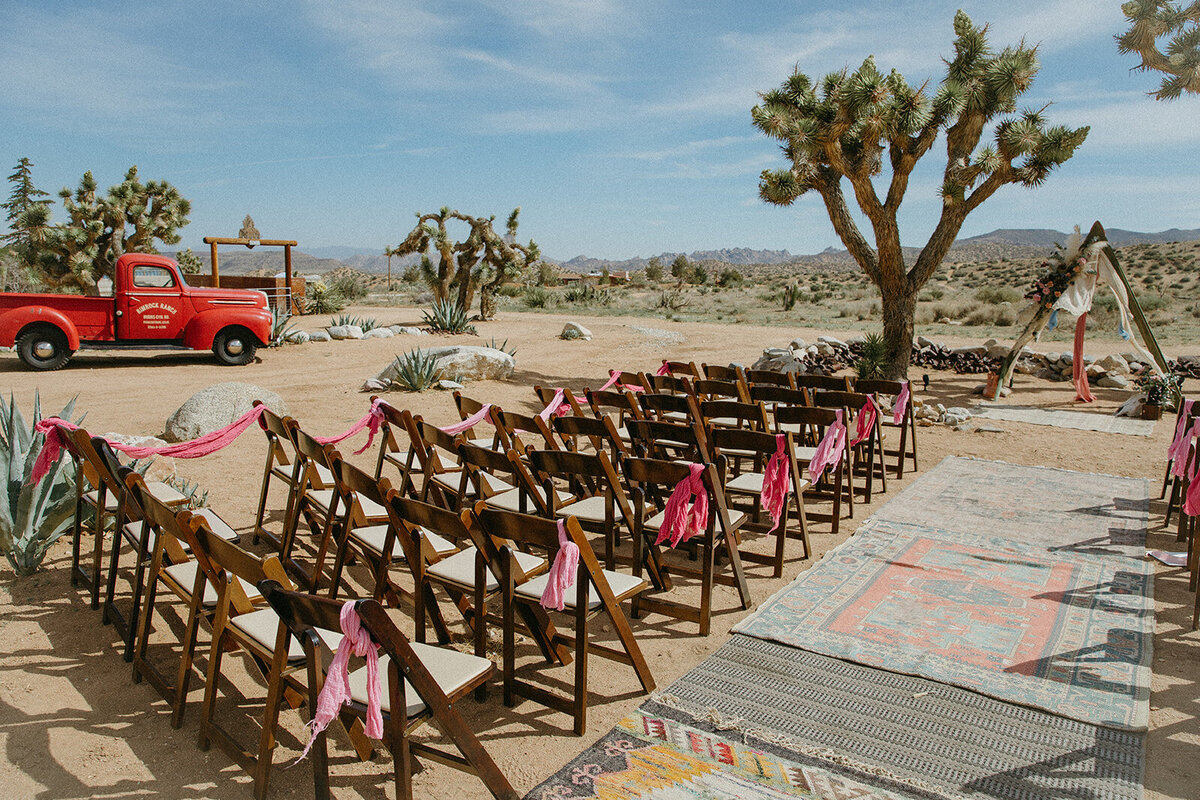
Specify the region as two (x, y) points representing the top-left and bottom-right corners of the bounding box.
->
(17, 325), (73, 371)
(213, 327), (258, 366)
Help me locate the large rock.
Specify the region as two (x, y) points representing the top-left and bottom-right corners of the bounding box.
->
(309, 330), (332, 342)
(1097, 373), (1131, 389)
(164, 383), (287, 443)
(102, 433), (176, 481)
(366, 346), (515, 390)
(328, 325), (364, 340)
(363, 328), (395, 339)
(561, 321), (593, 340)
(1096, 353), (1130, 375)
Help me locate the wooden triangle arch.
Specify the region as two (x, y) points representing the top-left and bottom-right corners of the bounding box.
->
(990, 221), (1170, 401)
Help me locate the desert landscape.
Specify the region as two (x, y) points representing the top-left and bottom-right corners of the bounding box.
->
(1, 307), (1196, 799)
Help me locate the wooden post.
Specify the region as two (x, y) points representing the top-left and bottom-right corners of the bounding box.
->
(284, 245), (294, 314)
(209, 241), (220, 288)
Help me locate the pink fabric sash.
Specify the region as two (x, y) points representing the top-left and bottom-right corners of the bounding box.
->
(807, 410), (846, 481)
(31, 404), (271, 485)
(850, 397), (878, 447)
(540, 519), (580, 611)
(297, 601), (383, 762)
(656, 463), (708, 548)
(1073, 314), (1095, 403)
(313, 398), (387, 456)
(598, 370), (644, 393)
(1185, 419), (1200, 517)
(1168, 400), (1195, 478)
(440, 404), (492, 435)
(760, 434), (790, 527)
(655, 361), (670, 376)
(893, 382), (910, 425)
(537, 389), (572, 422)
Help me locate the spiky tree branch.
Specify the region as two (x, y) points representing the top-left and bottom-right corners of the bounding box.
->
(755, 10), (1088, 375)
(1118, 0), (1200, 99)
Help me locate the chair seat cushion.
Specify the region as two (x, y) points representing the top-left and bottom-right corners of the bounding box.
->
(516, 570), (646, 610)
(554, 494), (606, 523)
(230, 608), (342, 661)
(192, 508), (240, 541)
(426, 546), (544, 592)
(726, 472), (810, 495)
(794, 445), (818, 461)
(348, 645), (492, 717)
(352, 524), (457, 560)
(485, 486), (574, 513)
(86, 479), (185, 512)
(162, 561), (262, 607)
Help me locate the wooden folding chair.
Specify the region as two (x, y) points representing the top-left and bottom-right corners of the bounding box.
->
(494, 407), (560, 452)
(278, 432), (345, 590)
(469, 506), (654, 734)
(709, 428), (810, 576)
(643, 373), (692, 395)
(259, 582), (519, 800)
(406, 419), (490, 510)
(371, 399), (419, 498)
(1165, 402), (1200, 527)
(452, 393), (506, 451)
(692, 377), (749, 403)
(856, 377), (918, 478)
(638, 389), (699, 424)
(657, 360), (701, 380)
(620, 458), (752, 635)
(251, 402), (304, 547)
(584, 387), (643, 443)
(193, 521), (351, 800)
(456, 440), (559, 515)
(749, 383), (812, 413)
(551, 414), (629, 464)
(812, 389), (887, 502)
(534, 384), (588, 417)
(701, 363), (745, 384)
(773, 404), (851, 534)
(326, 454), (458, 606)
(794, 373), (853, 392)
(624, 416), (709, 463)
(586, 371), (648, 394)
(745, 368), (797, 390)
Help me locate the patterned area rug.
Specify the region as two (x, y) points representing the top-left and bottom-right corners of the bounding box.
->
(659, 635), (1144, 800)
(970, 405), (1155, 436)
(525, 700), (937, 800)
(867, 456), (1150, 556)
(734, 517), (1153, 730)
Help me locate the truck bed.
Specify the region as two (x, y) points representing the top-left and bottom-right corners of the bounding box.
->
(0, 293), (116, 342)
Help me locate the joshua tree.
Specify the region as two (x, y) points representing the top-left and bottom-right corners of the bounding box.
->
(28, 166), (190, 294)
(1118, 1), (1200, 99)
(392, 206), (539, 319)
(755, 11), (1088, 376)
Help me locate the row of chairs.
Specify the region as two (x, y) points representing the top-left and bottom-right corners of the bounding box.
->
(1161, 397), (1200, 630)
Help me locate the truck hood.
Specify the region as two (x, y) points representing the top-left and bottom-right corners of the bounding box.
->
(187, 286), (270, 310)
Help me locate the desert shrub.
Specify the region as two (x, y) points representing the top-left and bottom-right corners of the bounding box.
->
(400, 264), (422, 283)
(330, 273), (369, 301)
(560, 328), (583, 340)
(162, 475), (209, 509)
(564, 283), (610, 306)
(523, 287), (553, 308)
(304, 281), (344, 314)
(932, 301), (975, 321)
(856, 333), (888, 379)
(655, 289), (688, 311)
(269, 308), (298, 347)
(717, 268), (744, 287)
(498, 283), (523, 297)
(0, 394), (82, 576)
(919, 288), (945, 301)
(975, 286), (1020, 304)
(782, 283), (800, 311)
(390, 349), (441, 391)
(423, 299), (476, 334)
(1139, 295), (1166, 312)
(964, 304), (1017, 326)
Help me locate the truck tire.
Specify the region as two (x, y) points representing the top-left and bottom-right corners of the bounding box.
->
(16, 325), (73, 371)
(213, 327), (258, 366)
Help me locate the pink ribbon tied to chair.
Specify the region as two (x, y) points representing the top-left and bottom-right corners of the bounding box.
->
(656, 463), (708, 548)
(537, 388), (572, 423)
(1184, 418), (1200, 517)
(807, 410), (846, 481)
(1168, 399), (1195, 478)
(760, 434), (791, 527)
(297, 601), (383, 763)
(893, 381), (910, 425)
(655, 361), (671, 376)
(540, 519), (580, 611)
(440, 403), (493, 435)
(313, 397), (388, 455)
(850, 397), (878, 447)
(598, 370), (644, 393)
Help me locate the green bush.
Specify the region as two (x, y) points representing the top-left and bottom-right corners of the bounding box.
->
(304, 281), (344, 314)
(423, 299), (476, 334)
(523, 287), (553, 308)
(390, 349), (441, 392)
(0, 394), (83, 576)
(975, 286), (1020, 304)
(330, 273), (369, 301)
(856, 333), (888, 379)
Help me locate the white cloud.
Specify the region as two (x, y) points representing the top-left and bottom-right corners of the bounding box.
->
(474, 0), (631, 38)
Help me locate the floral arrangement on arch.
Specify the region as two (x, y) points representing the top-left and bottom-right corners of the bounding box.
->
(1023, 253), (1088, 310)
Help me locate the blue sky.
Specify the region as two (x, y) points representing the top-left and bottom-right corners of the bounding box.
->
(1, 1), (1196, 261)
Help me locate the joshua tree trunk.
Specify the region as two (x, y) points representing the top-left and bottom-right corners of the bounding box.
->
(880, 280), (917, 376)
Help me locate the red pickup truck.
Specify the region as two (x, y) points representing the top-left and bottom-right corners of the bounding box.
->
(0, 253), (273, 370)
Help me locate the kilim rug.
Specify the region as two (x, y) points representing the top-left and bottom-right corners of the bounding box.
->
(733, 517), (1153, 730)
(868, 456), (1150, 557)
(658, 635), (1143, 800)
(969, 405), (1155, 436)
(524, 700), (938, 800)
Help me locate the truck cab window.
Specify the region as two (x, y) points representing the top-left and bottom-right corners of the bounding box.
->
(132, 266), (176, 288)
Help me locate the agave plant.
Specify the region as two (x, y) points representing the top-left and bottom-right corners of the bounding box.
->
(484, 337), (517, 357)
(163, 475), (209, 509)
(390, 349), (442, 392)
(422, 298), (476, 334)
(269, 307), (298, 347)
(855, 332), (889, 380)
(0, 394), (83, 576)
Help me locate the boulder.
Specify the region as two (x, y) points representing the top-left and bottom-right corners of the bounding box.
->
(1097, 374), (1131, 389)
(817, 335), (846, 347)
(1085, 363), (1106, 378)
(366, 345), (515, 390)
(986, 344), (1010, 360)
(102, 433), (176, 481)
(916, 335), (937, 349)
(1096, 353), (1130, 375)
(165, 383), (287, 443)
(951, 345), (986, 357)
(309, 330), (332, 343)
(789, 337), (807, 350)
(363, 328), (395, 339)
(437, 379), (465, 391)
(328, 325), (364, 340)
(393, 325), (429, 336)
(561, 321), (593, 340)
(285, 330), (311, 344)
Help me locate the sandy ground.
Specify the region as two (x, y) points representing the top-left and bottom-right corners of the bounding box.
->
(0, 307), (1195, 800)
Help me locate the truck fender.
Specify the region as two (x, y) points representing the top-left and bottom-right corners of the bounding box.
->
(0, 306), (81, 350)
(183, 308), (271, 350)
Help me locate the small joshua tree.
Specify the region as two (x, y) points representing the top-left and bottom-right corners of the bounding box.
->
(755, 11), (1088, 376)
(1118, 1), (1200, 99)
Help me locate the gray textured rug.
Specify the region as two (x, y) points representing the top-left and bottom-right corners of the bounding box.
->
(660, 635), (1144, 800)
(970, 404), (1155, 436)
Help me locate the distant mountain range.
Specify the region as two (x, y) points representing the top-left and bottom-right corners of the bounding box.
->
(170, 227), (1200, 277)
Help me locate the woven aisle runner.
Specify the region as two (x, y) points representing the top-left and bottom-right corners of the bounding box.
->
(970, 404), (1155, 436)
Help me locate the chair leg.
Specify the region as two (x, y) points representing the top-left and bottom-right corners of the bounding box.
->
(170, 597), (203, 729)
(197, 625), (227, 751)
(573, 600), (588, 735)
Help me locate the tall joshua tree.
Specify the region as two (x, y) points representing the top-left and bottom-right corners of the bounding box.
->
(755, 11), (1089, 376)
(1118, 0), (1200, 99)
(392, 206), (539, 319)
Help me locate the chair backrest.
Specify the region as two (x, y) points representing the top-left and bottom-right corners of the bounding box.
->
(255, 401), (297, 464)
(590, 371), (647, 393)
(812, 389), (874, 415)
(701, 363), (743, 383)
(643, 373), (692, 395)
(794, 374), (853, 392)
(290, 426), (336, 489)
(853, 378), (904, 396)
(697, 399), (769, 432)
(386, 493), (475, 553)
(638, 391), (698, 423)
(744, 369), (796, 389)
(773, 404), (840, 445)
(457, 441), (546, 515)
(469, 506), (596, 591)
(551, 414), (627, 460)
(708, 427), (793, 475)
(624, 417), (709, 463)
(584, 388), (642, 422)
(659, 360), (701, 379)
(453, 393), (503, 449)
(370, 399), (418, 495)
(691, 378), (748, 403)
(533, 385), (587, 418)
(527, 448), (633, 520)
(495, 408), (558, 452)
(63, 427), (104, 493)
(620, 457), (735, 534)
(749, 384), (811, 409)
